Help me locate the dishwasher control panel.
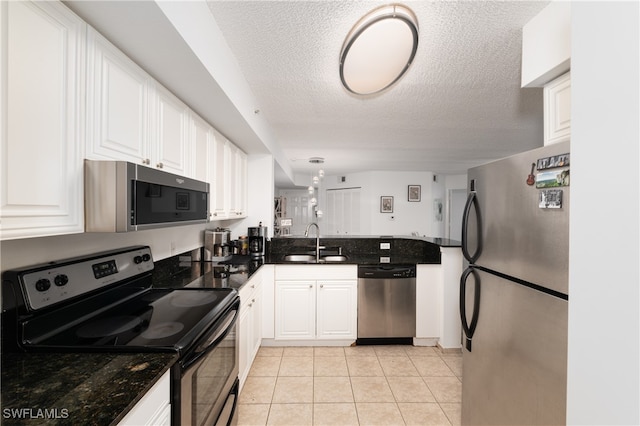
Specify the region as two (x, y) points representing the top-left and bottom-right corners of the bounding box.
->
(357, 265), (416, 279)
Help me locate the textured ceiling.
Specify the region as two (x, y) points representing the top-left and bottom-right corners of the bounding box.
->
(206, 1), (550, 179)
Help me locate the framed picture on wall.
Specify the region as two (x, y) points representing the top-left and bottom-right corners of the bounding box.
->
(380, 196), (394, 213)
(408, 185), (421, 202)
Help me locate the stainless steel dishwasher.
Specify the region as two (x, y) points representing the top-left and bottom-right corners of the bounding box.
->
(357, 264), (417, 345)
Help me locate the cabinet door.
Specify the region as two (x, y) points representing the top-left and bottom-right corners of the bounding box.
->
(118, 370), (170, 426)
(86, 27), (150, 164)
(234, 149), (248, 217)
(250, 289), (262, 359)
(210, 130), (229, 219)
(151, 84), (190, 176)
(191, 113), (212, 183)
(544, 72), (571, 145)
(238, 302), (252, 388)
(1, 1), (85, 240)
(275, 281), (315, 340)
(226, 141), (239, 217)
(316, 280), (357, 339)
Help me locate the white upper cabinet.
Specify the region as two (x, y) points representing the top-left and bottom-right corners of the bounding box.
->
(190, 113), (212, 183)
(210, 130), (247, 220)
(86, 28), (193, 177)
(228, 143), (247, 218)
(210, 130), (230, 219)
(150, 83), (191, 176)
(86, 27), (150, 164)
(1, 1), (85, 240)
(544, 72), (571, 145)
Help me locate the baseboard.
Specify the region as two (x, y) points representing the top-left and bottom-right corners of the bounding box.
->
(260, 339), (355, 347)
(413, 337), (439, 347)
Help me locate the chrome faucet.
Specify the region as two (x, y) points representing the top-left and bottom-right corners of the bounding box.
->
(304, 222), (324, 262)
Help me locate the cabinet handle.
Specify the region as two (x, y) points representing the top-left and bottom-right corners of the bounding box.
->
(309, 285), (313, 288)
(251, 285), (255, 288)
(320, 284), (324, 288)
(142, 158), (150, 165)
(157, 162), (164, 169)
(252, 298), (256, 303)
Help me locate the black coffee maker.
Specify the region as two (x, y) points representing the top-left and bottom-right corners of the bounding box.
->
(248, 225), (267, 259)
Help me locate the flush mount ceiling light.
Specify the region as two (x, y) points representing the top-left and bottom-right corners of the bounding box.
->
(339, 4), (419, 95)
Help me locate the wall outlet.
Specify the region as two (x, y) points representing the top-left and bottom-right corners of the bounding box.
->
(380, 242), (391, 250)
(380, 256), (391, 263)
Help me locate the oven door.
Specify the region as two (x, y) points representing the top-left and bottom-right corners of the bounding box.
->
(176, 298), (239, 426)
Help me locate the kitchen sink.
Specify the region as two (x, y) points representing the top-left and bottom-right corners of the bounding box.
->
(282, 254), (349, 263)
(320, 255), (348, 262)
(283, 254), (316, 262)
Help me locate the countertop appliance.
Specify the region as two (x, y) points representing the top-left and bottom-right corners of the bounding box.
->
(205, 228), (232, 262)
(84, 160), (209, 232)
(1, 246), (239, 426)
(248, 226), (267, 259)
(357, 264), (416, 345)
(460, 141), (570, 425)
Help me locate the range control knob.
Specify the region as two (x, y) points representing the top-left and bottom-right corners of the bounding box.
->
(54, 274), (69, 287)
(35, 279), (51, 292)
(142, 253), (151, 262)
(134, 256), (143, 264)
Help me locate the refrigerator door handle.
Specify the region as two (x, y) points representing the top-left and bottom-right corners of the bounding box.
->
(461, 191), (482, 263)
(460, 266), (481, 352)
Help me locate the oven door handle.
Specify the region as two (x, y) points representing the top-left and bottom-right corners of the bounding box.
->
(182, 306), (238, 371)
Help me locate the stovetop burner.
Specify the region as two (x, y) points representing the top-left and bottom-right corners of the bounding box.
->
(140, 321), (185, 340)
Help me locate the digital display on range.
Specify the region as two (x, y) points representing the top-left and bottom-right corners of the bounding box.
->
(92, 260), (118, 279)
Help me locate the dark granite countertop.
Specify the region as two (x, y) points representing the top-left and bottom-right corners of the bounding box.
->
(274, 234), (461, 247)
(268, 235), (460, 265)
(1, 351), (177, 426)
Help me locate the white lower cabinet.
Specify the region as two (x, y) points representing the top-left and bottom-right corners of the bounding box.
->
(118, 370), (170, 426)
(238, 268), (264, 390)
(274, 265), (357, 341)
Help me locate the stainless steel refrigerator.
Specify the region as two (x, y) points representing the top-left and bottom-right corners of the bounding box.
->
(460, 140), (570, 425)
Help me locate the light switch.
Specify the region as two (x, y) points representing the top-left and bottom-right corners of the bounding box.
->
(380, 256), (391, 263)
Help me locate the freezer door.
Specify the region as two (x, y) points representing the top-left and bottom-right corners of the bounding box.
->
(461, 270), (567, 425)
(465, 141), (570, 295)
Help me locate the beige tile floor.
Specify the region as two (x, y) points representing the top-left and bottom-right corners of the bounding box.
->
(237, 345), (462, 425)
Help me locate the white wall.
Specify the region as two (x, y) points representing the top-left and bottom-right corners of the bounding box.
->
(0, 223), (208, 271)
(567, 2), (639, 424)
(322, 170), (440, 236)
(444, 174), (468, 240)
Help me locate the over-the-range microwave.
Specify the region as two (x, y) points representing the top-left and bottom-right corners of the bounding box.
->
(84, 160), (209, 232)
